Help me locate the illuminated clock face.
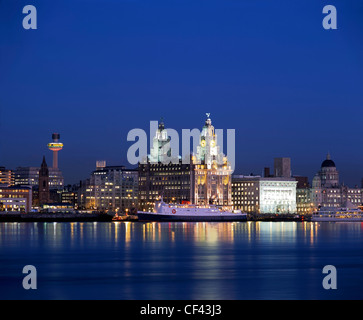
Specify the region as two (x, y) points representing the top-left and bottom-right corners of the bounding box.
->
(210, 140), (216, 147)
(201, 140), (206, 147)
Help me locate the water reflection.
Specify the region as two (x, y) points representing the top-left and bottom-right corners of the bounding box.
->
(2, 221), (363, 248)
(0, 221), (363, 299)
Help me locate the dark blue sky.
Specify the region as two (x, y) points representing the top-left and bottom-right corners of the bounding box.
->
(0, 0), (362, 186)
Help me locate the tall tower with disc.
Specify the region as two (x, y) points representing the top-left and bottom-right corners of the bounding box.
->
(47, 133), (63, 169)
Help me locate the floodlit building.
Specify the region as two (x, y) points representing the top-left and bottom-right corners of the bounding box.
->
(232, 175), (297, 214)
(0, 185), (32, 212)
(311, 153), (362, 208)
(193, 114), (232, 206)
(0, 167), (14, 186)
(138, 114), (233, 211)
(81, 162), (138, 213)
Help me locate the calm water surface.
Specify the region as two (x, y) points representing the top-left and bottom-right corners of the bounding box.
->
(0, 221), (362, 300)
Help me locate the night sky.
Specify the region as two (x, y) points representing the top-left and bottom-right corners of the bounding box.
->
(0, 0), (362, 186)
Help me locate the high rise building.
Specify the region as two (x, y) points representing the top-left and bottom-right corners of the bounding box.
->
(274, 157), (291, 178)
(80, 162), (138, 213)
(138, 119), (195, 211)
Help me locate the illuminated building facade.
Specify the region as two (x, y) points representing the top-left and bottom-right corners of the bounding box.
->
(14, 167), (64, 189)
(138, 114), (233, 211)
(232, 175), (297, 214)
(138, 161), (193, 212)
(138, 120), (193, 211)
(0, 185), (32, 212)
(295, 177), (313, 214)
(47, 133), (63, 169)
(193, 114), (232, 206)
(60, 184), (78, 207)
(82, 162), (138, 213)
(231, 176), (260, 213)
(0, 167), (14, 186)
(311, 153), (362, 208)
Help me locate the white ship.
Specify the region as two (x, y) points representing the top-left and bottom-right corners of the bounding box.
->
(137, 197), (247, 222)
(312, 201), (363, 222)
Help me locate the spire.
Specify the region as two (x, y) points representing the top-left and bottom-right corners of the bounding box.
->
(158, 117), (165, 131)
(205, 113), (212, 126)
(327, 152), (331, 160)
(41, 156), (47, 167)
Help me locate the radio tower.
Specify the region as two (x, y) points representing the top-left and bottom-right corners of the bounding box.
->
(47, 133), (63, 169)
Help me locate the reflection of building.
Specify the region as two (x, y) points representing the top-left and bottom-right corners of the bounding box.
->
(81, 162), (138, 213)
(311, 154), (362, 208)
(0, 185), (32, 212)
(232, 175), (297, 214)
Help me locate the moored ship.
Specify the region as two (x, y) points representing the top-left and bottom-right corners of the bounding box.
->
(312, 202), (363, 222)
(137, 198), (247, 222)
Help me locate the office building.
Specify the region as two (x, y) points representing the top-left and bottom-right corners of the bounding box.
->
(0, 185), (32, 212)
(0, 167), (14, 186)
(232, 175), (297, 214)
(81, 162), (138, 213)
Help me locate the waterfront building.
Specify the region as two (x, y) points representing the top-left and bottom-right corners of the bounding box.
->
(0, 185), (32, 212)
(138, 114), (233, 211)
(311, 153), (362, 208)
(294, 176), (313, 214)
(232, 175), (297, 214)
(193, 114), (232, 206)
(14, 166), (64, 189)
(0, 167), (14, 186)
(60, 184), (78, 207)
(138, 161), (193, 212)
(138, 120), (193, 211)
(231, 175), (260, 213)
(81, 162), (138, 213)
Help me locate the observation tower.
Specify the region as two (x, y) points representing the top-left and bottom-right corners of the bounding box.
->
(47, 133), (63, 169)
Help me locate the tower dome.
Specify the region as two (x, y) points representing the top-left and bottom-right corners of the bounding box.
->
(321, 153), (335, 168)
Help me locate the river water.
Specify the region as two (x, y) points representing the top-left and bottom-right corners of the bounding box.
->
(0, 221), (362, 300)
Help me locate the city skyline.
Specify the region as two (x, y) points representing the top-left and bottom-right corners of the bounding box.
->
(1, 121), (362, 189)
(0, 1), (362, 186)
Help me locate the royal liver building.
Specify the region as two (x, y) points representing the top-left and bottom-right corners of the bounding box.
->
(192, 114), (232, 207)
(138, 114), (233, 211)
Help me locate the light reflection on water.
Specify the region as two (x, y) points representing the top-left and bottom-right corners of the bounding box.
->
(0, 221), (362, 300)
